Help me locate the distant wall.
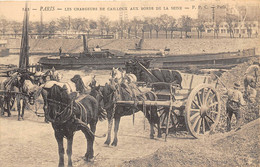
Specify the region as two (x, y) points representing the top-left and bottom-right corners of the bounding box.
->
(6, 38), (259, 55)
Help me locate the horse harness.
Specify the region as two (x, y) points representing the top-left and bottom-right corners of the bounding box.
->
(46, 97), (86, 125)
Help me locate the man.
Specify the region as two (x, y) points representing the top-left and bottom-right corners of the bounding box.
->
(226, 82), (246, 131)
(59, 47), (62, 55)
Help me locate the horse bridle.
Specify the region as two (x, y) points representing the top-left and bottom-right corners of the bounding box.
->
(46, 98), (74, 124)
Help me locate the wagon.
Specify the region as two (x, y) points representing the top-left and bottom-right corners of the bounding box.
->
(119, 60), (221, 140)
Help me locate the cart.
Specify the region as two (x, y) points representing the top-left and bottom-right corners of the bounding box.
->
(120, 61), (221, 140)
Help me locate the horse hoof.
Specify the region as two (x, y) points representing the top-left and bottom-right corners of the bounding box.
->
(111, 142), (117, 146)
(104, 141), (110, 146)
(85, 154), (94, 162)
(157, 134), (162, 138)
(150, 135), (154, 139)
(58, 163), (65, 167)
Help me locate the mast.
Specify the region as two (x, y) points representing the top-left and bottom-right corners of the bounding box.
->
(19, 2), (29, 69)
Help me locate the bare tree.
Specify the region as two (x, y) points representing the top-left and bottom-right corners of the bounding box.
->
(144, 17), (154, 38)
(0, 18), (8, 35)
(245, 22), (252, 38)
(179, 15), (192, 38)
(57, 17), (70, 34)
(192, 18), (205, 38)
(34, 21), (45, 38)
(71, 18), (83, 34)
(214, 17), (223, 39)
(11, 21), (22, 38)
(226, 13), (238, 38)
(160, 14), (171, 39)
(151, 17), (161, 38)
(168, 17), (177, 39)
(131, 17), (142, 38)
(45, 21), (57, 38)
(98, 16), (110, 35)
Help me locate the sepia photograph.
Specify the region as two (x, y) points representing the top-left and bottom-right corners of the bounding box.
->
(0, 0), (259, 166)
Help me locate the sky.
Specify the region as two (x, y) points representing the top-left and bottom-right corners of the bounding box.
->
(0, 0), (259, 22)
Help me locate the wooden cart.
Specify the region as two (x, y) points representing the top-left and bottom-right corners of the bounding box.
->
(117, 79), (221, 140)
(121, 61), (221, 140)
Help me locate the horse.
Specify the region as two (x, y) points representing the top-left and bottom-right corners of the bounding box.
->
(0, 73), (19, 117)
(92, 78), (161, 146)
(46, 84), (106, 166)
(13, 73), (39, 120)
(34, 69), (62, 86)
(70, 74), (96, 94)
(41, 80), (76, 123)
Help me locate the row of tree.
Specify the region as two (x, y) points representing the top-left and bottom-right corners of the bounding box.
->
(0, 13), (254, 39)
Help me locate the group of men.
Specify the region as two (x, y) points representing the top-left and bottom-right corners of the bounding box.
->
(225, 62), (259, 131)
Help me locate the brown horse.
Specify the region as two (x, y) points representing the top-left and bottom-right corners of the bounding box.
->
(46, 84), (106, 167)
(92, 80), (161, 146)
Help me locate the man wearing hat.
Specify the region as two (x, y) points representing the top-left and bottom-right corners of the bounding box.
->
(226, 82), (246, 131)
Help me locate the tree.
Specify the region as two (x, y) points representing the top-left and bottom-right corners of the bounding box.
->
(168, 17), (177, 39)
(214, 17), (223, 39)
(131, 17), (142, 38)
(0, 18), (9, 35)
(180, 15), (192, 38)
(192, 18), (205, 38)
(226, 13), (238, 38)
(151, 17), (161, 38)
(11, 21), (22, 38)
(46, 21), (57, 38)
(144, 17), (154, 38)
(57, 17), (70, 34)
(34, 21), (45, 38)
(245, 22), (252, 38)
(98, 16), (110, 35)
(71, 18), (83, 34)
(160, 14), (172, 39)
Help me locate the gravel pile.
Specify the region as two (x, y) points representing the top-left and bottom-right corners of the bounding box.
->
(215, 58), (259, 133)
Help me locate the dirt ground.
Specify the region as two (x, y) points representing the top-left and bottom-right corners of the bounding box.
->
(0, 37), (259, 167)
(0, 106), (259, 167)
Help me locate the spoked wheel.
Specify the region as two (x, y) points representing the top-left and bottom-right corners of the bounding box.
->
(185, 84), (221, 138)
(159, 107), (177, 130)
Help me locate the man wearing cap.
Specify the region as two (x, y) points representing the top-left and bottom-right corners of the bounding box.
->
(226, 82), (246, 131)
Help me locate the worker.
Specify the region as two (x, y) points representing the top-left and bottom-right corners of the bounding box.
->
(59, 47), (62, 55)
(225, 82), (246, 132)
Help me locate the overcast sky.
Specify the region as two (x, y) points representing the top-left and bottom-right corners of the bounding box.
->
(0, 0), (258, 22)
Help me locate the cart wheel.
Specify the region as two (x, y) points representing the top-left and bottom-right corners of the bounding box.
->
(159, 108), (177, 131)
(185, 84), (221, 138)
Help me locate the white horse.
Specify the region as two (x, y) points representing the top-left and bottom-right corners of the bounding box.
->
(111, 67), (137, 84)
